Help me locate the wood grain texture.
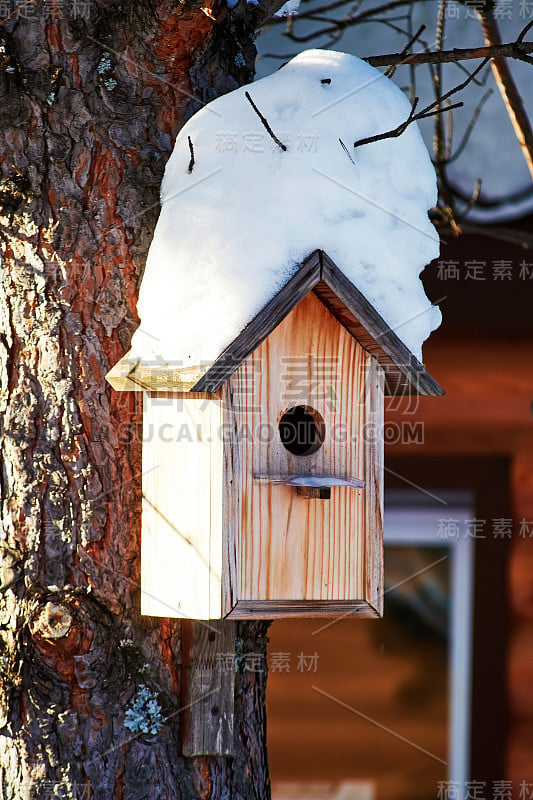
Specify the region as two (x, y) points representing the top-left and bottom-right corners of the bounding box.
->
(224, 292), (381, 614)
(227, 600), (379, 619)
(141, 392), (223, 620)
(318, 252), (443, 397)
(181, 620), (235, 757)
(365, 357), (385, 615)
(106, 352), (207, 392)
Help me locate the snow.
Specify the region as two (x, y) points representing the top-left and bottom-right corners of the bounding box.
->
(274, 0), (301, 17)
(131, 49), (441, 369)
(257, 9), (533, 223)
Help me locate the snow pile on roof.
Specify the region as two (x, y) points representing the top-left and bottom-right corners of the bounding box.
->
(256, 18), (533, 224)
(131, 49), (441, 366)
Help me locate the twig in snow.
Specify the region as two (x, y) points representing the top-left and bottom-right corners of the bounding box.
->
(244, 91), (287, 152)
(187, 137), (195, 173)
(339, 138), (355, 164)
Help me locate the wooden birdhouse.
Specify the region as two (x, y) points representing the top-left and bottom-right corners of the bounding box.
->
(107, 250), (442, 621)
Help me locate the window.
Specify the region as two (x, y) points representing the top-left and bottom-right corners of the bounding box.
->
(267, 490), (476, 800)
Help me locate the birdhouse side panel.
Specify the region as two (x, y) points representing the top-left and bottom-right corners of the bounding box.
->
(141, 393), (223, 620)
(223, 292), (380, 615)
(365, 356), (385, 615)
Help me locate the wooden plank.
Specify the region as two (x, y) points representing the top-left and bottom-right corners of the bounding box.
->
(140, 393), (223, 620)
(181, 620), (235, 756)
(224, 292), (373, 612)
(222, 384), (239, 618)
(193, 251), (322, 392)
(318, 252), (444, 397)
(364, 356), (384, 616)
(226, 600), (380, 619)
(105, 350), (208, 392)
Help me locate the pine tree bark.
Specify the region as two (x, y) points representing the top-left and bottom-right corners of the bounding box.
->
(0, 2), (280, 797)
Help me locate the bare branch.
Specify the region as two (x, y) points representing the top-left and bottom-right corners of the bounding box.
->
(434, 216), (533, 250)
(443, 88), (493, 165)
(385, 23), (426, 78)
(281, 0), (413, 42)
(420, 56), (489, 117)
(366, 34), (533, 67)
(244, 90), (287, 152)
(352, 56), (488, 149)
(354, 96), (419, 147)
(477, 11), (533, 181)
(460, 178), (483, 220)
(446, 178), (533, 210)
(354, 97), (463, 148)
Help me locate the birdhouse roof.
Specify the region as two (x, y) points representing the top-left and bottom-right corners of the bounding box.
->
(107, 249), (443, 396)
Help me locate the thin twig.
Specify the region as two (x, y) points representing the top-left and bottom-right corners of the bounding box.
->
(443, 88), (493, 165)
(517, 19), (533, 45)
(386, 23), (425, 78)
(417, 101), (463, 120)
(244, 91), (287, 152)
(281, 0), (413, 41)
(355, 54), (489, 149)
(187, 136), (195, 173)
(432, 207), (533, 249)
(460, 178), (483, 221)
(353, 97), (462, 148)
(446, 179), (533, 209)
(339, 138), (355, 164)
(407, 9), (416, 103)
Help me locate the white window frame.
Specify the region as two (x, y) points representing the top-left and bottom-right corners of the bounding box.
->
(384, 493), (475, 797)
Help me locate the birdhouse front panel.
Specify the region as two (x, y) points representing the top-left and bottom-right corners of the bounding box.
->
(223, 291), (384, 618)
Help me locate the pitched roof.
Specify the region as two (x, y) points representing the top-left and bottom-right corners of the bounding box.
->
(106, 250), (443, 397)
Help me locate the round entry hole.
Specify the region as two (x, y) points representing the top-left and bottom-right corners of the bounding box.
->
(278, 405), (325, 456)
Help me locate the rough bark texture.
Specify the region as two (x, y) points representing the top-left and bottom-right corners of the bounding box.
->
(0, 2), (280, 796)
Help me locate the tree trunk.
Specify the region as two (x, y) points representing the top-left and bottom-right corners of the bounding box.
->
(0, 2), (279, 797)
